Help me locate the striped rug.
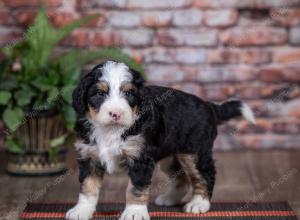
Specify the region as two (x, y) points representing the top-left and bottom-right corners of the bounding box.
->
(20, 201), (298, 220)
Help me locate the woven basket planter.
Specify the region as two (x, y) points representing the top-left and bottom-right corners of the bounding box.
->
(6, 109), (68, 176)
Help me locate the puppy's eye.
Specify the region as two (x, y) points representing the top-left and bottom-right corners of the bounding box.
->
(124, 90), (133, 96)
(97, 91), (106, 96)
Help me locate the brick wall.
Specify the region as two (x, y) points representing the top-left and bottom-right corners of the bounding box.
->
(1, 0), (300, 150)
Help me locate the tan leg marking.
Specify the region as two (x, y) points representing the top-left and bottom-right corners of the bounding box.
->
(81, 175), (103, 197)
(126, 180), (150, 205)
(66, 167), (104, 220)
(159, 156), (189, 189)
(176, 154), (208, 199)
(155, 157), (189, 206)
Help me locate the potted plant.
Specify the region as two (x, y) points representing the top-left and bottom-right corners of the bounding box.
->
(0, 8), (144, 176)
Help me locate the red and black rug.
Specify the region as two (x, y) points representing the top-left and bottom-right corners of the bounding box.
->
(20, 201), (298, 220)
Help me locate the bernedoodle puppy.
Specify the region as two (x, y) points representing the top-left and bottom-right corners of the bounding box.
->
(66, 61), (255, 220)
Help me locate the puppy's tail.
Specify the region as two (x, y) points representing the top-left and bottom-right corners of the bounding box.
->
(211, 100), (256, 125)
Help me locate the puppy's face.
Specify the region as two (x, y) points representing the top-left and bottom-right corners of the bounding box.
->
(73, 61), (144, 128)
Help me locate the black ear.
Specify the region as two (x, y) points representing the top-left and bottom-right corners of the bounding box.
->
(72, 65), (103, 115)
(130, 68), (145, 88)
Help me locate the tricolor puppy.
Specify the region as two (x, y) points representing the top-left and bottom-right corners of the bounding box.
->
(66, 61), (255, 220)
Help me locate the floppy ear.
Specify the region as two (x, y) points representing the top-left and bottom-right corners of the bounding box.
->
(130, 69), (145, 88)
(72, 64), (104, 115)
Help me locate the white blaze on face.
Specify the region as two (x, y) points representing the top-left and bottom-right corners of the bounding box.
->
(95, 61), (135, 127)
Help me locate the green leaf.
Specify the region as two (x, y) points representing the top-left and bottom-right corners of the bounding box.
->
(33, 94), (53, 111)
(61, 85), (75, 104)
(62, 67), (81, 85)
(50, 135), (67, 148)
(14, 85), (36, 106)
(31, 76), (54, 91)
(62, 105), (76, 130)
(3, 107), (24, 132)
(0, 59), (11, 76)
(0, 77), (19, 90)
(1, 45), (14, 58)
(0, 91), (11, 105)
(48, 70), (60, 85)
(49, 146), (57, 161)
(5, 136), (23, 154)
(48, 87), (60, 103)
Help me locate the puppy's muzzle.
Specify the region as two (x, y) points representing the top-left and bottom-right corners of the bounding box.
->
(109, 111), (123, 121)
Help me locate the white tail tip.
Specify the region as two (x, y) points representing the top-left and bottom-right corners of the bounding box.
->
(241, 103), (256, 124)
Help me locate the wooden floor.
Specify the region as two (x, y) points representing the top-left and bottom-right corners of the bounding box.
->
(0, 149), (299, 219)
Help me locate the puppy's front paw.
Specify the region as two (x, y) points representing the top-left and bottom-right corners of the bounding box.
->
(119, 204), (150, 220)
(184, 195), (210, 214)
(65, 204), (95, 220)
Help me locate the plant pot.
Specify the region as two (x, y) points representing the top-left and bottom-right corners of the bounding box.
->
(6, 109), (68, 176)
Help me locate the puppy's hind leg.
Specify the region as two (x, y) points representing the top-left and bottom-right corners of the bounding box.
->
(155, 156), (189, 206)
(177, 151), (215, 214)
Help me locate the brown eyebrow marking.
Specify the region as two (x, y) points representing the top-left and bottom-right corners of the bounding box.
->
(97, 82), (109, 93)
(121, 83), (135, 92)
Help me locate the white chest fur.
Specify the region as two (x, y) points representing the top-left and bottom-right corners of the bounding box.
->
(75, 126), (144, 174)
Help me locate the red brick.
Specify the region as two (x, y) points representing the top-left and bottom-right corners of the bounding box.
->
(240, 49), (272, 64)
(145, 64), (196, 83)
(235, 83), (288, 100)
(109, 11), (141, 27)
(260, 65), (300, 82)
(203, 85), (235, 101)
(80, 13), (107, 27)
(173, 9), (203, 26)
(271, 9), (300, 26)
(259, 66), (283, 82)
(256, 0), (300, 8)
(157, 29), (218, 46)
(117, 29), (154, 46)
(3, 0), (62, 8)
(273, 48), (300, 64)
(15, 10), (37, 26)
(220, 27), (287, 46)
(197, 66), (256, 83)
(275, 68), (300, 83)
(280, 99), (300, 117)
(171, 83), (204, 97)
(0, 28), (23, 46)
(92, 31), (115, 46)
(174, 48), (207, 64)
(0, 9), (14, 25)
(143, 47), (174, 63)
(207, 49), (240, 64)
(289, 27), (300, 45)
(142, 11), (172, 27)
(271, 119), (300, 134)
(143, 47), (206, 64)
(127, 0), (191, 9)
(61, 30), (89, 47)
(232, 118), (273, 134)
(96, 30), (152, 48)
(48, 11), (76, 27)
(79, 0), (127, 8)
(193, 0), (254, 8)
(204, 9), (238, 27)
(122, 48), (144, 63)
(228, 118), (300, 135)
